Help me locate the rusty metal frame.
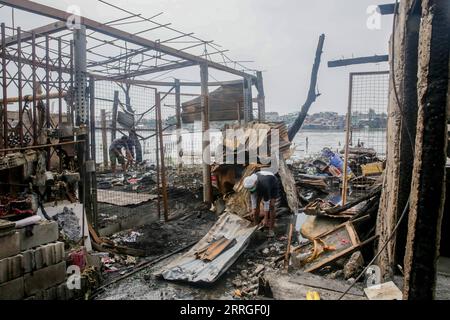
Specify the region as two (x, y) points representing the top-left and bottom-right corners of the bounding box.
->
(0, 22), (73, 163)
(0, 0), (256, 81)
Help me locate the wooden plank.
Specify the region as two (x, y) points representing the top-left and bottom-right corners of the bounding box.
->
(289, 272), (365, 297)
(264, 271), (366, 300)
(364, 281), (403, 300)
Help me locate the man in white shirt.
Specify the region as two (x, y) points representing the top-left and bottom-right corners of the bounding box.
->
(243, 171), (279, 237)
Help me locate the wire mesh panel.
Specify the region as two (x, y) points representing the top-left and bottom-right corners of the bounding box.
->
(346, 71), (389, 198)
(93, 80), (157, 166)
(158, 91), (204, 212)
(92, 79), (162, 231)
(349, 71), (389, 157)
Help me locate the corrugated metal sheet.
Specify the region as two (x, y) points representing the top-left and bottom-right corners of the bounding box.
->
(181, 83), (244, 123)
(159, 213), (257, 284)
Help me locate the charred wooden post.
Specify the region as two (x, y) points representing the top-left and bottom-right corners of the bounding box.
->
(156, 92), (169, 221)
(155, 106), (161, 220)
(376, 0), (421, 278)
(200, 63), (212, 204)
(341, 74), (353, 205)
(288, 34), (325, 141)
(403, 0), (449, 300)
(175, 79), (183, 172)
(393, 0), (421, 267)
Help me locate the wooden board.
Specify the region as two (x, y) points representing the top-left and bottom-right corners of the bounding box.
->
(364, 281), (403, 300)
(278, 157), (299, 212)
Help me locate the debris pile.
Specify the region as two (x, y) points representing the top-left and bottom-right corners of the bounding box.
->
(52, 207), (81, 243)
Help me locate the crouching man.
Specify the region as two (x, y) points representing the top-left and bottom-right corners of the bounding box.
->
(243, 171), (279, 238)
(109, 135), (134, 175)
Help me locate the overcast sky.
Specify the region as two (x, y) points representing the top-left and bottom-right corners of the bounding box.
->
(1, 0), (393, 115)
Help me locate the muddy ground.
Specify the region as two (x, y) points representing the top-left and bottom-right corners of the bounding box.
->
(91, 166), (450, 300)
(94, 213), (293, 300)
(93, 205), (450, 300)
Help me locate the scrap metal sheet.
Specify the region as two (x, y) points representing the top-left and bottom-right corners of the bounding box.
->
(96, 189), (158, 206)
(159, 213), (257, 284)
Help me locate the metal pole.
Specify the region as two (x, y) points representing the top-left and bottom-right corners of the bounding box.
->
(156, 92), (169, 221)
(256, 71), (266, 121)
(73, 26), (87, 126)
(237, 102), (241, 125)
(17, 27), (23, 148)
(57, 38), (62, 125)
(111, 90), (119, 142)
(89, 76), (98, 230)
(243, 78), (250, 124)
(31, 32), (37, 145)
(248, 77), (254, 122)
(1, 23), (8, 150)
(200, 63), (212, 204)
(73, 25), (91, 220)
(341, 73), (353, 205)
(100, 109), (108, 169)
(45, 35), (50, 170)
(175, 79), (183, 173)
(155, 120), (161, 220)
(69, 40), (74, 124)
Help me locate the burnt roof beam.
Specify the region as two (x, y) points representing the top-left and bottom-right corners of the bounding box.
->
(328, 54), (389, 68)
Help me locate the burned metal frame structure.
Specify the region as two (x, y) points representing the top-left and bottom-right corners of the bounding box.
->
(0, 0), (265, 228)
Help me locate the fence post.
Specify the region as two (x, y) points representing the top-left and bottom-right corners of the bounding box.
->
(175, 79), (183, 173)
(101, 109), (108, 169)
(156, 92), (169, 221)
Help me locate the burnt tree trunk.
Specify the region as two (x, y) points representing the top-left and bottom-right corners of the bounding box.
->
(403, 0), (449, 300)
(288, 34), (325, 141)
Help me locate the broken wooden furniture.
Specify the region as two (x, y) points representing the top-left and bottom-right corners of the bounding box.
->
(290, 217), (377, 273)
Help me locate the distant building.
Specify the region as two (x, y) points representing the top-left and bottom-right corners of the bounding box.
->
(265, 112), (280, 121)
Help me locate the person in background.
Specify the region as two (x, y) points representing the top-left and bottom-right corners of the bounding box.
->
(243, 170), (279, 238)
(109, 135), (134, 175)
(306, 136), (309, 154)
